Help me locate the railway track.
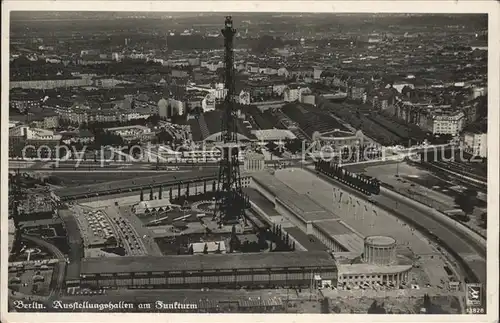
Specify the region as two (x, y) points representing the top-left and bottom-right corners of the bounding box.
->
(430, 160), (487, 182)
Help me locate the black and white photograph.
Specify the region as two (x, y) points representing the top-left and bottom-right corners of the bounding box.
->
(1, 1), (498, 321)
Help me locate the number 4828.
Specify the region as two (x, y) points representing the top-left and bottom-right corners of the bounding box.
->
(467, 307), (485, 314)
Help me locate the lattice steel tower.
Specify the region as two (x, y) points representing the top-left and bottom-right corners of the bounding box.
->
(214, 16), (247, 225)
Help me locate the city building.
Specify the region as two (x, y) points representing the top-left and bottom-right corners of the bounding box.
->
(158, 97), (169, 119)
(60, 129), (95, 145)
(189, 241), (227, 254)
(462, 131), (487, 158)
(9, 77), (93, 90)
(252, 129), (297, 143)
(105, 125), (154, 142)
(168, 98), (186, 116)
(10, 96), (42, 113)
(284, 85), (300, 102)
(28, 111), (60, 129)
(300, 94), (316, 106)
(334, 235), (412, 288)
(427, 111), (465, 135)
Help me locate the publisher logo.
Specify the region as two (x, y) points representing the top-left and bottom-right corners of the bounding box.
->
(466, 283), (482, 307)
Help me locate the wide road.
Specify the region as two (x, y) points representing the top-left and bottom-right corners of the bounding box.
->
(21, 234), (67, 300)
(301, 167), (486, 285)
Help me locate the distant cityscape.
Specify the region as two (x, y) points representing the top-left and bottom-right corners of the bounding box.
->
(7, 12), (488, 315)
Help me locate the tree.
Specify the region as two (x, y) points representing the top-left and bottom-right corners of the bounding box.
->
(169, 187), (173, 200)
(150, 187), (154, 200)
(44, 175), (62, 185)
(285, 138), (303, 154)
(203, 243), (208, 254)
(455, 189), (477, 217)
(480, 212), (487, 228)
(157, 128), (173, 144)
(321, 297), (330, 313)
(257, 231), (268, 250)
(423, 294), (431, 310)
(367, 300), (386, 314)
(266, 141), (278, 152)
(159, 186), (163, 199)
(331, 305), (341, 313)
(229, 233), (241, 253)
(252, 35), (285, 54)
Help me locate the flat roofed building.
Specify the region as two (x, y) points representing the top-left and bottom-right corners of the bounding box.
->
(336, 263), (412, 287)
(189, 241), (227, 254)
(251, 173), (369, 255)
(75, 251), (337, 289)
(253, 129), (297, 142)
(312, 220), (365, 253)
(252, 172), (340, 228)
(427, 111), (465, 135)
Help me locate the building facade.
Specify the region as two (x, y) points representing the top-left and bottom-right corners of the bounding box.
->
(462, 132), (487, 158)
(427, 111), (465, 135)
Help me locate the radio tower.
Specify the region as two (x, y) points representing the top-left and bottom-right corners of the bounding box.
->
(214, 16), (247, 226)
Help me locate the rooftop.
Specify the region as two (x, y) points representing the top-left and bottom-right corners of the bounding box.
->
(188, 110), (256, 142)
(253, 129), (297, 141)
(106, 125), (151, 132)
(365, 235), (397, 246)
(313, 220), (365, 253)
(283, 226), (329, 252)
(252, 172), (339, 223)
(80, 251), (336, 274)
(337, 264), (412, 276)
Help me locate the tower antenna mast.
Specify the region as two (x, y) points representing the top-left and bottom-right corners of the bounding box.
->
(214, 16), (248, 226)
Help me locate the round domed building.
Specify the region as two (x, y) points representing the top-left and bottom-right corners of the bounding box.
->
(334, 234), (412, 289)
(362, 235), (397, 265)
